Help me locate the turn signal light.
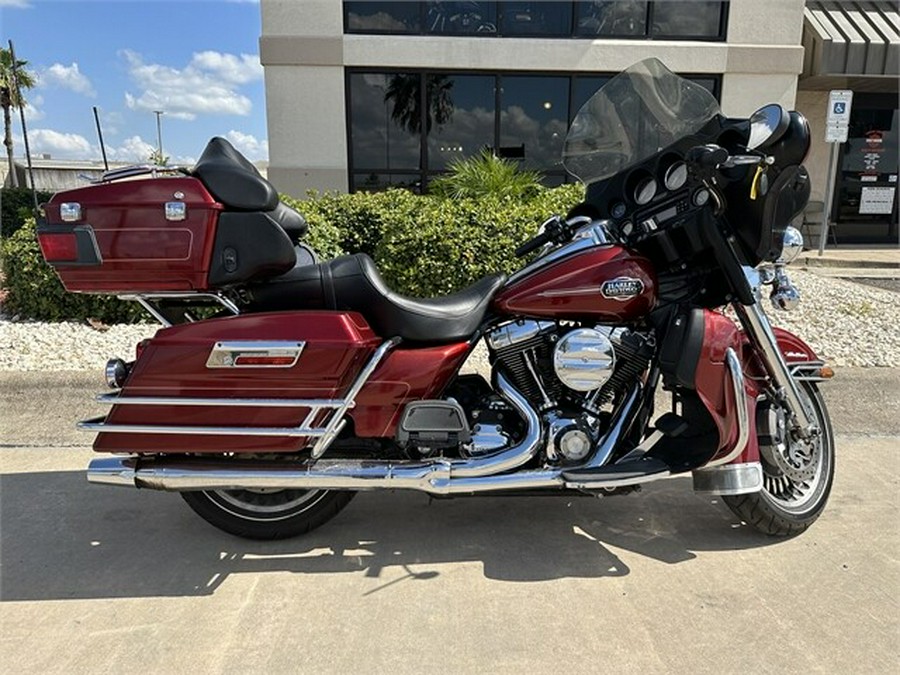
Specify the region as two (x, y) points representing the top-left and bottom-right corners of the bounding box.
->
(233, 355), (297, 366)
(819, 366), (835, 379)
(37, 232), (78, 262)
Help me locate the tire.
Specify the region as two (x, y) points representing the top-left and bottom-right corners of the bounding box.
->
(181, 488), (355, 540)
(723, 382), (834, 537)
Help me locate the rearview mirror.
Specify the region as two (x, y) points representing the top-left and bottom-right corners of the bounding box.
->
(747, 104), (790, 151)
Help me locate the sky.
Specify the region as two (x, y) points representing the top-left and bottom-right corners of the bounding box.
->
(1, 0), (267, 166)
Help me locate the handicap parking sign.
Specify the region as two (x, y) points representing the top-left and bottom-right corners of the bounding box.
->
(833, 102), (846, 115)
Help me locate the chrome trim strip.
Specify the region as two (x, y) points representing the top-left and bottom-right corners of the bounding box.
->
(95, 394), (344, 408)
(95, 164), (189, 183)
(205, 340), (305, 369)
(705, 347), (750, 468)
(505, 222), (613, 286)
(692, 461), (763, 496)
(564, 469), (671, 491)
(79, 416), (330, 438)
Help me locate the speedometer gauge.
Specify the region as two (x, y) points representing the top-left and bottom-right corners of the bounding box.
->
(634, 178), (658, 205)
(664, 162), (688, 190)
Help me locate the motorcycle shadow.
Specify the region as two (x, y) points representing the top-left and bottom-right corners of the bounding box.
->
(0, 469), (778, 601)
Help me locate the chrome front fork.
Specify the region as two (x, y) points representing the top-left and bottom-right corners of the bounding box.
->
(734, 267), (817, 438)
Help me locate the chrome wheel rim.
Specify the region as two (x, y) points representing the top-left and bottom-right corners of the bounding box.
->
(761, 385), (832, 514)
(209, 488), (326, 521)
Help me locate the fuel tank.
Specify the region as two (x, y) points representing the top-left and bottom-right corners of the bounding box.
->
(493, 245), (657, 321)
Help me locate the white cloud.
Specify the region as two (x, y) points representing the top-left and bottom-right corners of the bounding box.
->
(224, 130), (268, 161)
(0, 0), (32, 8)
(122, 49), (261, 120)
(28, 128), (93, 158)
(41, 62), (96, 97)
(106, 135), (155, 163)
(22, 94), (44, 122)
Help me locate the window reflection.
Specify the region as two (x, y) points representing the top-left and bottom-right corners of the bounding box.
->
(345, 1), (420, 32)
(349, 73), (421, 171)
(500, 2), (572, 36)
(575, 1), (647, 36)
(425, 74), (495, 170)
(352, 173), (423, 193)
(425, 1), (497, 34)
(651, 0), (722, 37)
(500, 76), (569, 171)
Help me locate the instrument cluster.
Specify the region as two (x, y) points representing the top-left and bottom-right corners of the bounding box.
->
(602, 152), (711, 242)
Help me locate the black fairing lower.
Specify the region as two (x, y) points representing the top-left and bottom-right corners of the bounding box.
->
(208, 212), (297, 287)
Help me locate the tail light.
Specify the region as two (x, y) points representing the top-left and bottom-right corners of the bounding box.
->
(38, 231), (79, 262)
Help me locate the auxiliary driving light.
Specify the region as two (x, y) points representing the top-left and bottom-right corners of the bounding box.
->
(105, 358), (129, 389)
(779, 226), (804, 264)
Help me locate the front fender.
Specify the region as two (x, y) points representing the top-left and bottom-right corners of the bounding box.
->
(773, 327), (821, 363)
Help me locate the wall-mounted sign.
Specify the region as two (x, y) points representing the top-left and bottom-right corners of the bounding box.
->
(859, 186), (896, 215)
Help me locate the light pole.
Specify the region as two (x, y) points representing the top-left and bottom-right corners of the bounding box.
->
(153, 110), (164, 164)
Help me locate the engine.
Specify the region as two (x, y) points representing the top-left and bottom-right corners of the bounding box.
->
(484, 320), (654, 463)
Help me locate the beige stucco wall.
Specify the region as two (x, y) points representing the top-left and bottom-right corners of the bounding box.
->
(260, 0), (807, 196)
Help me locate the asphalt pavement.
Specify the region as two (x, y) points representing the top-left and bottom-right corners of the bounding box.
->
(1, 369), (898, 674)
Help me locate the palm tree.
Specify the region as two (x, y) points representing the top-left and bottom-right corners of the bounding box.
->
(384, 73), (455, 135)
(1, 48), (36, 188)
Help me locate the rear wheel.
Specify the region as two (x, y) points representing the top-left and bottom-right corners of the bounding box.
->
(724, 382), (834, 536)
(181, 488), (355, 540)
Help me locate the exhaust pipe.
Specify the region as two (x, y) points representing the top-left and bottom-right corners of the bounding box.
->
(87, 379), (649, 495)
(88, 370), (553, 495)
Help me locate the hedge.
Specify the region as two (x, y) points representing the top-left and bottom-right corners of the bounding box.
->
(0, 184), (585, 322)
(1, 188), (54, 238)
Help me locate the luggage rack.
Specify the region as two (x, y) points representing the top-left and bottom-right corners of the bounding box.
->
(119, 291), (241, 327)
(78, 338), (400, 460)
(91, 164), (191, 184)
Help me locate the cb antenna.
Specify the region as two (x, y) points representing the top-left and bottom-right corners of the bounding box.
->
(93, 106), (109, 171)
(8, 39), (39, 217)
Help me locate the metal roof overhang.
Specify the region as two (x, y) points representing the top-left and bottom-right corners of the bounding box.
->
(803, 1), (899, 80)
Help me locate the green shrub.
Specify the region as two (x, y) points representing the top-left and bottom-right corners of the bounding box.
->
(0, 218), (144, 323)
(374, 184), (585, 296)
(1, 188), (54, 238)
(429, 150), (543, 201)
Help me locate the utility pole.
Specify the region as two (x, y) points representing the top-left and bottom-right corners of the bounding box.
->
(153, 110), (164, 164)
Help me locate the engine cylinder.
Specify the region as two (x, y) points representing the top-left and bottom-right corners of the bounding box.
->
(553, 328), (616, 392)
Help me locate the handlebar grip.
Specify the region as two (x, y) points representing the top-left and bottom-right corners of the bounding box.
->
(687, 144), (729, 168)
(515, 231), (553, 258)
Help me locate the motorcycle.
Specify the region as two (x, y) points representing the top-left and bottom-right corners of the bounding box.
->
(37, 58), (834, 540)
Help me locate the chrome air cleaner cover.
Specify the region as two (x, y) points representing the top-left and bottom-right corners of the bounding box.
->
(553, 328), (616, 392)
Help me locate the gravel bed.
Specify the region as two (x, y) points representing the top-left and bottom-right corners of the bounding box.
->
(1, 270), (897, 372)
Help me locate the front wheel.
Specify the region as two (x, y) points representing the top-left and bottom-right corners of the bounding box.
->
(181, 488), (355, 540)
(724, 382), (834, 536)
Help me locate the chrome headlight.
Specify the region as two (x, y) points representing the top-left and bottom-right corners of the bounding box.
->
(778, 226), (804, 264)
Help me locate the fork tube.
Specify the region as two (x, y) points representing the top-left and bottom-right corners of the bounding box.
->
(733, 274), (815, 436)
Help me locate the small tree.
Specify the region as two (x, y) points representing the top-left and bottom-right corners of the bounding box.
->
(0, 48), (36, 188)
(148, 149), (170, 166)
(429, 149), (543, 200)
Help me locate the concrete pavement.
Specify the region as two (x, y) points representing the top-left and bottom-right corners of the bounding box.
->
(1, 371), (898, 674)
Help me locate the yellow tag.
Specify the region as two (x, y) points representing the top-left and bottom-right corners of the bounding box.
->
(750, 166), (764, 201)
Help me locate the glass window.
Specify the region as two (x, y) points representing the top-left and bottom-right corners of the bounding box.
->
(352, 173), (423, 193)
(345, 2), (421, 33)
(651, 0), (723, 38)
(571, 76), (610, 117)
(425, 1), (498, 35)
(349, 73), (422, 171)
(500, 76), (569, 171)
(575, 1), (647, 37)
(500, 2), (573, 36)
(426, 74), (496, 169)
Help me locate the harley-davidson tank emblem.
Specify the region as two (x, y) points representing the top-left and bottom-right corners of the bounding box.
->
(600, 277), (644, 301)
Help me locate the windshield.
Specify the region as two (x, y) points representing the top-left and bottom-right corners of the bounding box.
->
(563, 58), (720, 185)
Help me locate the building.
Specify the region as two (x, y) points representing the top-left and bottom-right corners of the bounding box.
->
(259, 0), (898, 244)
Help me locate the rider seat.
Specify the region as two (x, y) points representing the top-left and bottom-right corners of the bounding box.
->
(248, 253), (507, 343)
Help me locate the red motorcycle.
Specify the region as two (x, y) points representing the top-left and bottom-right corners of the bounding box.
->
(38, 59), (834, 540)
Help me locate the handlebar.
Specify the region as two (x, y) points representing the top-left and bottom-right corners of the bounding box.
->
(514, 215), (594, 258)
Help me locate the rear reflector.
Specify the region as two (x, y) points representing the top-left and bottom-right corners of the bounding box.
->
(233, 355), (297, 367)
(38, 232), (79, 262)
